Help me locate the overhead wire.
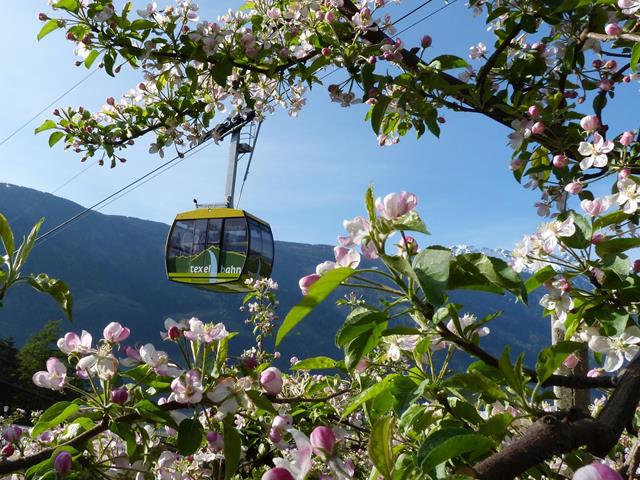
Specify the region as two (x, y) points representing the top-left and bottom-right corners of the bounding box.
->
(0, 68), (99, 148)
(390, 0), (435, 26)
(33, 0), (455, 245)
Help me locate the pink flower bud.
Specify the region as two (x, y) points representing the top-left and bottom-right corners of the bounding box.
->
(110, 388), (129, 405)
(262, 468), (295, 480)
(592, 59), (602, 69)
(563, 353), (579, 369)
(531, 121), (545, 135)
(38, 13), (49, 21)
(564, 181), (583, 195)
(623, 75), (631, 83)
(634, 259), (640, 273)
(310, 426), (336, 457)
(54, 451), (73, 475)
(587, 368), (604, 377)
(620, 168), (631, 179)
(321, 47), (331, 56)
(531, 42), (545, 53)
(580, 115), (600, 132)
(272, 415), (293, 430)
(124, 345), (141, 362)
(620, 131), (634, 146)
(325, 11), (335, 22)
(367, 55), (377, 64)
(299, 274), (320, 295)
(552, 154), (568, 168)
(2, 426), (22, 443)
(528, 105), (540, 119)
(591, 233), (605, 244)
(573, 462), (623, 480)
(103, 322), (130, 343)
(206, 431), (224, 452)
(437, 116), (446, 124)
(168, 325), (181, 340)
(375, 191), (418, 220)
(605, 23), (623, 36)
(355, 358), (369, 373)
(66, 32), (75, 41)
(269, 427), (282, 443)
(1, 444), (14, 457)
(421, 35), (432, 48)
(260, 367), (283, 395)
(605, 60), (618, 71)
(243, 356), (258, 370)
(106, 97), (115, 106)
(599, 79), (613, 91)
(290, 356), (299, 365)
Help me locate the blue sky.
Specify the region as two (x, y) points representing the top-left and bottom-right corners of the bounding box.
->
(2, 1), (633, 250)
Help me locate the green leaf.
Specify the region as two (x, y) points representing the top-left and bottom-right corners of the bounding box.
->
(535, 341), (583, 383)
(31, 402), (79, 438)
(478, 413), (513, 440)
(276, 267), (356, 346)
(368, 416), (395, 480)
(596, 238), (640, 257)
(110, 421), (137, 458)
(391, 211), (429, 235)
(442, 371), (506, 401)
(632, 43), (640, 72)
(336, 307), (388, 369)
(594, 210), (629, 230)
(0, 213), (14, 257)
(37, 20), (61, 41)
(413, 247), (452, 306)
(15, 218), (43, 272)
(371, 96), (391, 135)
(134, 400), (177, 428)
(291, 356), (338, 370)
(53, 0), (79, 11)
(421, 434), (494, 470)
(585, 306), (629, 336)
(84, 50), (100, 69)
(428, 55), (469, 70)
(525, 265), (556, 293)
(559, 213), (591, 249)
(48, 131), (65, 147)
(342, 374), (399, 418)
(177, 418), (204, 456)
(365, 185), (376, 221)
(245, 390), (276, 413)
(27, 274), (73, 320)
(449, 253), (526, 302)
(212, 58), (233, 86)
(498, 347), (523, 395)
(34, 119), (57, 134)
(223, 417), (241, 480)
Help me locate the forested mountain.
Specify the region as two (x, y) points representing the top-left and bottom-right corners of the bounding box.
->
(0, 183), (550, 365)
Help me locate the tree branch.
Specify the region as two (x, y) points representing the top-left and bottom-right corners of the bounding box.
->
(473, 353), (640, 479)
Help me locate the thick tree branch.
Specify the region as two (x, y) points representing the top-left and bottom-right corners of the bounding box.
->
(473, 353), (640, 479)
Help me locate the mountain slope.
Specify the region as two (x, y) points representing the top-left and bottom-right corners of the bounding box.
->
(0, 183), (551, 364)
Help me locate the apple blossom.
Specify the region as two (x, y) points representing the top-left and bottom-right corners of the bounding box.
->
(57, 330), (92, 354)
(1, 444), (14, 457)
(605, 23), (623, 36)
(620, 131), (634, 146)
(206, 431), (224, 452)
(581, 197), (611, 217)
(531, 121), (545, 135)
(272, 429), (312, 479)
(538, 216), (576, 252)
(339, 216), (370, 247)
(299, 274), (320, 295)
(139, 344), (182, 377)
(573, 462), (623, 480)
(103, 322), (130, 343)
(564, 181), (583, 195)
(310, 426), (336, 458)
(613, 178), (640, 213)
(54, 451), (73, 475)
(508, 118), (534, 149)
(2, 426), (21, 443)
(110, 388), (129, 405)
(32, 357), (67, 391)
(77, 350), (119, 380)
(469, 42), (486, 59)
(563, 353), (580, 369)
(447, 313), (490, 338)
(184, 318), (228, 343)
(580, 115), (600, 132)
(397, 236), (419, 258)
(578, 133), (614, 170)
(385, 335), (420, 361)
(170, 369), (203, 404)
(589, 326), (640, 372)
(375, 191), (418, 220)
(262, 468), (295, 480)
(619, 0), (640, 14)
(553, 154), (568, 168)
(334, 246), (360, 268)
(260, 366), (284, 395)
(539, 279), (574, 322)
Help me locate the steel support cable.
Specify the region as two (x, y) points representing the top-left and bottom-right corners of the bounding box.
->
(0, 68), (99, 148)
(33, 1), (454, 246)
(390, 0), (435, 27)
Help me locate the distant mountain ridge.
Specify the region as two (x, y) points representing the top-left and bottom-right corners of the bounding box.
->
(0, 183), (552, 363)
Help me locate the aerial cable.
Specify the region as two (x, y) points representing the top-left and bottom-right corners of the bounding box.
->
(395, 0), (460, 36)
(390, 0), (435, 27)
(235, 121), (262, 209)
(0, 68), (99, 148)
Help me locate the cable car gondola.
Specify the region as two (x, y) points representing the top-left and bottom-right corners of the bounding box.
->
(165, 114), (273, 293)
